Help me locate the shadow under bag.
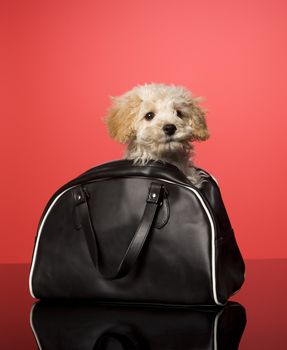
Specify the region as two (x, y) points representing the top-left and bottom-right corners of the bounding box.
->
(29, 159), (245, 305)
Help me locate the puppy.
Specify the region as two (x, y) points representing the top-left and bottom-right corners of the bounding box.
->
(104, 83), (210, 189)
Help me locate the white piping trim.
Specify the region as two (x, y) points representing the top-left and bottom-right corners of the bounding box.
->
(30, 303), (42, 350)
(209, 174), (218, 186)
(155, 178), (224, 305)
(29, 177), (223, 305)
(29, 187), (77, 298)
(198, 168), (219, 186)
(213, 307), (225, 350)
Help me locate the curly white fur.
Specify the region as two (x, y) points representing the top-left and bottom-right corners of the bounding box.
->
(104, 83), (210, 188)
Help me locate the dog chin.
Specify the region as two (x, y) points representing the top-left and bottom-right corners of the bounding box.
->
(157, 140), (185, 153)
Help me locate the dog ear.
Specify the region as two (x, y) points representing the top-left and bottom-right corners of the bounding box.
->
(103, 93), (142, 144)
(188, 98), (210, 141)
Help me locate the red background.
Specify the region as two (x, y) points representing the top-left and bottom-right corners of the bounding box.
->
(1, 0), (286, 263)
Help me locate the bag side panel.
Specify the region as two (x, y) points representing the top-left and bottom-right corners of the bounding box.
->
(215, 229), (245, 302)
(200, 175), (245, 302)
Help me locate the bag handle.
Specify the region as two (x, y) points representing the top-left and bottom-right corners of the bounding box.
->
(73, 182), (166, 280)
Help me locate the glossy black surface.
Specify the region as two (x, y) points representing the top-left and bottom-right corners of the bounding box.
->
(31, 301), (246, 349)
(1, 260), (287, 349)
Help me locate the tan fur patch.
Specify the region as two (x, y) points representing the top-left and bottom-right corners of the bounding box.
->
(189, 102), (209, 141)
(104, 94), (142, 144)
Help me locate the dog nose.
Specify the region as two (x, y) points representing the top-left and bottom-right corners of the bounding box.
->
(163, 124), (177, 136)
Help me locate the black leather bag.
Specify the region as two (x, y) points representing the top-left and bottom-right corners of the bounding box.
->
(31, 301), (246, 350)
(29, 159), (245, 305)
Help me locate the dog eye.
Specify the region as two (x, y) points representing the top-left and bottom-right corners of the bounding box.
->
(144, 112), (155, 121)
(176, 110), (183, 118)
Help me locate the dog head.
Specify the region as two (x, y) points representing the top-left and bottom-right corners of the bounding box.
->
(104, 83), (209, 156)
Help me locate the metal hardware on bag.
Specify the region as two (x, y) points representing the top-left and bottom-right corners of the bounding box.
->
(73, 187), (89, 205)
(146, 183), (167, 205)
(72, 187), (90, 230)
(73, 189), (83, 204)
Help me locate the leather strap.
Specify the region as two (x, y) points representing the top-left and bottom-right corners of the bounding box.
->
(73, 182), (166, 280)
